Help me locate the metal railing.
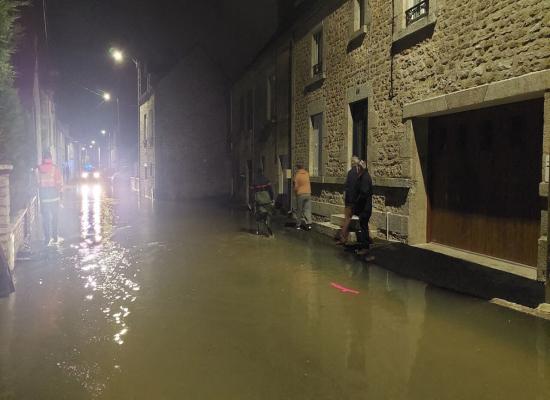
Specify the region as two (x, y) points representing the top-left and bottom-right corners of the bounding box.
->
(405, 0), (429, 26)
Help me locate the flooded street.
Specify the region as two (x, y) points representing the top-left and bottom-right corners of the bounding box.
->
(1, 187), (550, 400)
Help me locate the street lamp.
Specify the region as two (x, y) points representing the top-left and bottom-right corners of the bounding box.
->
(101, 130), (106, 135)
(103, 92), (112, 102)
(91, 140), (96, 145)
(109, 46), (141, 190)
(110, 48), (124, 64)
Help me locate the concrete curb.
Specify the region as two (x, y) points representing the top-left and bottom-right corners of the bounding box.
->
(368, 242), (545, 308)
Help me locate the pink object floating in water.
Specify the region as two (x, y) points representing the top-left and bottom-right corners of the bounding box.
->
(330, 282), (360, 295)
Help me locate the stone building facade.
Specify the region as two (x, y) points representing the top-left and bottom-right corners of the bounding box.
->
(233, 0), (550, 281)
(138, 46), (231, 200)
(139, 92), (156, 199)
(230, 34), (293, 207)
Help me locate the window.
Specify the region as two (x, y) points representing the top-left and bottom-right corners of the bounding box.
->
(239, 95), (245, 131)
(353, 0), (366, 31)
(405, 0), (429, 26)
(310, 113), (323, 177)
(149, 112), (154, 147)
(351, 100), (368, 161)
(393, 0), (436, 43)
(246, 90), (253, 131)
(312, 29), (323, 77)
(143, 114), (148, 147)
(266, 74), (277, 122)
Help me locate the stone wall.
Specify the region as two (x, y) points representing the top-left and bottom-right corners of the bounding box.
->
(230, 39), (293, 207)
(0, 165), (37, 271)
(291, 0), (550, 237)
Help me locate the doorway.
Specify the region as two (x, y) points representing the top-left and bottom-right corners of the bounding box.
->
(351, 99), (368, 161)
(428, 99), (543, 267)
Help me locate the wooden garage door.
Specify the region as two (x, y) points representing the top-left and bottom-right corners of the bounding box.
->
(428, 99), (543, 267)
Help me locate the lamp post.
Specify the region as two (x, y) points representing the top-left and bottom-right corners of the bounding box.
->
(101, 91), (119, 169)
(109, 47), (140, 190)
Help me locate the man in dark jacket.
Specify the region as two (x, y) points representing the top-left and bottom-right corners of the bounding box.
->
(250, 169), (274, 236)
(353, 160), (373, 253)
(338, 156), (360, 245)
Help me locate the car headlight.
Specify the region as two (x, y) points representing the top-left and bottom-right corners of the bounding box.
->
(93, 172), (100, 179)
(82, 172), (89, 179)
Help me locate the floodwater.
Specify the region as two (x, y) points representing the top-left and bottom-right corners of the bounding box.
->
(1, 184), (550, 400)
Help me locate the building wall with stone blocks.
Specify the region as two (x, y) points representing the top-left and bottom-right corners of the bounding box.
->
(291, 0), (550, 241)
(153, 47), (231, 201)
(230, 38), (293, 208)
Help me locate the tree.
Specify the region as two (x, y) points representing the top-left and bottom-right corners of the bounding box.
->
(0, 0), (32, 211)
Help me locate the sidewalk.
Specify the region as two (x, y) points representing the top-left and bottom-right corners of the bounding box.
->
(368, 242), (545, 308)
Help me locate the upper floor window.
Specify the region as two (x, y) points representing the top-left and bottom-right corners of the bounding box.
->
(392, 0), (437, 44)
(310, 113), (323, 177)
(405, 0), (429, 26)
(266, 73), (277, 122)
(246, 90), (253, 131)
(312, 29), (323, 77)
(353, 0), (366, 31)
(143, 113), (148, 147)
(239, 95), (245, 131)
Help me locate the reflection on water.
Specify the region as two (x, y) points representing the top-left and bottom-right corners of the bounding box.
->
(0, 197), (549, 399)
(78, 185), (139, 348)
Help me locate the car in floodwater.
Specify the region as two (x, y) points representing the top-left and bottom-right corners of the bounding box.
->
(80, 169), (102, 183)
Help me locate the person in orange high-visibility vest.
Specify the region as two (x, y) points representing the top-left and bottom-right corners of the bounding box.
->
(36, 151), (63, 245)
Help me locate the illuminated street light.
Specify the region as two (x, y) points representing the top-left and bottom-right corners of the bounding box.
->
(81, 147), (86, 151)
(110, 48), (124, 64)
(101, 130), (107, 135)
(91, 140), (96, 145)
(103, 92), (112, 102)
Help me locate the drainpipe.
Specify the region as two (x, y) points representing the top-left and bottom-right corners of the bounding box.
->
(389, 0), (396, 99)
(386, 211), (390, 241)
(288, 37), (295, 212)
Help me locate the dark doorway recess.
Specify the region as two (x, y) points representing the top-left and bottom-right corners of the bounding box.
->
(351, 99), (368, 161)
(428, 99), (544, 267)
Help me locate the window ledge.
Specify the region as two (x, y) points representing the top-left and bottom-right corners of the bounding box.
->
(305, 72), (326, 92)
(392, 13), (436, 45)
(310, 176), (346, 184)
(347, 25), (367, 51)
(373, 177), (413, 189)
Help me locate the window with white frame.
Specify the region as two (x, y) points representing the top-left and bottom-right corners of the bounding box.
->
(143, 113), (148, 147)
(311, 29), (323, 77)
(405, 0), (429, 26)
(353, 0), (366, 32)
(310, 113), (323, 177)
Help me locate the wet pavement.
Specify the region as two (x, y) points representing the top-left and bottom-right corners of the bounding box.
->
(1, 185), (550, 400)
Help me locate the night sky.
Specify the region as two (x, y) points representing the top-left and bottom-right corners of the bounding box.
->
(20, 0), (278, 162)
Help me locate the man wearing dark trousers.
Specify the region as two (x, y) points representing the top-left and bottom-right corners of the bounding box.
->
(37, 151), (63, 245)
(353, 160), (373, 255)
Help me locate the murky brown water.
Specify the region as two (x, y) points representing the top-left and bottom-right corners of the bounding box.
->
(1, 186), (549, 399)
